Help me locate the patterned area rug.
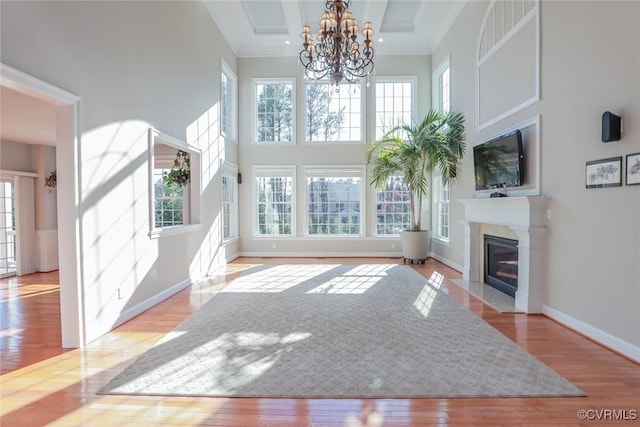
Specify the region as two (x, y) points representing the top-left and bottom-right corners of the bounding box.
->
(98, 264), (585, 398)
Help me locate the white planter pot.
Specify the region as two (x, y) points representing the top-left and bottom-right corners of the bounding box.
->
(400, 230), (430, 262)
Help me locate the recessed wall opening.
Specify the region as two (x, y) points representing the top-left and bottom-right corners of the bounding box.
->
(484, 234), (518, 297)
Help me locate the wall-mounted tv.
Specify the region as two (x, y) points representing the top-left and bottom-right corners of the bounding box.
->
(473, 129), (524, 191)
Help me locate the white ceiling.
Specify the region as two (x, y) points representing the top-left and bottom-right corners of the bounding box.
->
(203, 0), (467, 57)
(0, 0), (467, 148)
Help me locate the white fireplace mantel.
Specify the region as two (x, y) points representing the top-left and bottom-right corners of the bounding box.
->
(458, 196), (549, 313)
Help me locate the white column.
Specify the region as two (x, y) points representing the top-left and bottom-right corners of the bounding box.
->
(511, 226), (548, 313)
(462, 221), (481, 282)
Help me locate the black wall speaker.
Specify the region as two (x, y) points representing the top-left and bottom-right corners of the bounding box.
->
(602, 111), (621, 142)
(237, 172), (242, 184)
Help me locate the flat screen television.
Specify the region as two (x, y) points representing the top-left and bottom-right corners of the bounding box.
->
(473, 129), (524, 191)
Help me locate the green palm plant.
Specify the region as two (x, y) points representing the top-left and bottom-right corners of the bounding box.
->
(367, 109), (466, 231)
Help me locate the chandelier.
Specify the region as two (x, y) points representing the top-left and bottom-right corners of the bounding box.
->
(299, 0), (375, 86)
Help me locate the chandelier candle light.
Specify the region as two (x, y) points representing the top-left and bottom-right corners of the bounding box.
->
(300, 0), (374, 86)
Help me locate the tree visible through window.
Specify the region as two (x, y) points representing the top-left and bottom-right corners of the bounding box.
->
(154, 167), (185, 228)
(255, 80), (294, 143)
(305, 82), (360, 142)
(306, 83), (344, 141)
(257, 177), (293, 235)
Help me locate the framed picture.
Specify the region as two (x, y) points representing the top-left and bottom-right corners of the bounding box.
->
(626, 153), (640, 186)
(585, 156), (622, 188)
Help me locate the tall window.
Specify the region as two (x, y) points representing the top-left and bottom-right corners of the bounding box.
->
(305, 82), (362, 143)
(222, 162), (238, 240)
(432, 56), (451, 113)
(306, 167), (363, 236)
(374, 79), (415, 139)
(221, 59), (237, 141)
(375, 176), (411, 235)
(432, 57), (451, 240)
(255, 167), (295, 236)
(432, 176), (450, 240)
(254, 79), (295, 143)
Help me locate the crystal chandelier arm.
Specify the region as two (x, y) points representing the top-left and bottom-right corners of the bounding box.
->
(300, 0), (374, 86)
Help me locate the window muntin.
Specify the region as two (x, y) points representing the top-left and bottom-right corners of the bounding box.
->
(374, 80), (414, 140)
(222, 162), (238, 240)
(305, 81), (362, 143)
(432, 56), (450, 113)
(221, 60), (238, 141)
(431, 57), (451, 241)
(255, 167), (295, 236)
(375, 176), (411, 235)
(255, 79), (295, 144)
(153, 165), (187, 228)
(306, 168), (363, 236)
(432, 175), (450, 241)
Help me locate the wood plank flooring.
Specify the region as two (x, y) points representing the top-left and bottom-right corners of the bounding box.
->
(1, 258), (639, 426)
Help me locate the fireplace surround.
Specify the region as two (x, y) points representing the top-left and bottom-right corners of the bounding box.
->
(459, 196), (549, 313)
(484, 234), (519, 297)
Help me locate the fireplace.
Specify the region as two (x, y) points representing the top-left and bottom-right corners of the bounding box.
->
(459, 196), (549, 313)
(484, 235), (518, 297)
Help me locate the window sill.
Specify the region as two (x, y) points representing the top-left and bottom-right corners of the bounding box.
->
(431, 237), (450, 245)
(149, 223), (203, 239)
(223, 236), (240, 245)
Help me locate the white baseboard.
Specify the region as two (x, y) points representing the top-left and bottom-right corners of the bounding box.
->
(239, 251), (403, 258)
(112, 277), (196, 330)
(543, 304), (640, 363)
(428, 252), (463, 272)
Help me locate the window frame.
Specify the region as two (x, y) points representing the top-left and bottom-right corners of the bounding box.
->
(253, 165), (297, 237)
(148, 128), (202, 238)
(372, 77), (417, 141)
(373, 175), (411, 236)
(253, 78), (296, 145)
(304, 80), (365, 144)
(222, 161), (239, 242)
(431, 175), (450, 242)
(220, 59), (238, 143)
(432, 55), (451, 113)
(304, 165), (365, 237)
(431, 56), (452, 242)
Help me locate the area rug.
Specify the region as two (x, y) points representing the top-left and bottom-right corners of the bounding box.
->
(98, 264), (585, 398)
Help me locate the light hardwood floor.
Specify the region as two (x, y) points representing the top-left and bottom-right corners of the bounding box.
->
(1, 258), (638, 426)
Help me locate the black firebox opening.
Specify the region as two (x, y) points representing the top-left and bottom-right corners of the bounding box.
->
(484, 235), (518, 298)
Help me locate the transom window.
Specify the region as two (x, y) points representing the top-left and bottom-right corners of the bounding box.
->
(255, 166), (295, 236)
(305, 82), (362, 143)
(254, 79), (295, 144)
(306, 167), (363, 236)
(221, 59), (237, 141)
(375, 176), (411, 235)
(374, 79), (415, 140)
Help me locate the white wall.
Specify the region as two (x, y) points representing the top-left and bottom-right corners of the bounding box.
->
(431, 0), (640, 355)
(0, 140), (33, 172)
(237, 55), (430, 256)
(1, 1), (238, 342)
